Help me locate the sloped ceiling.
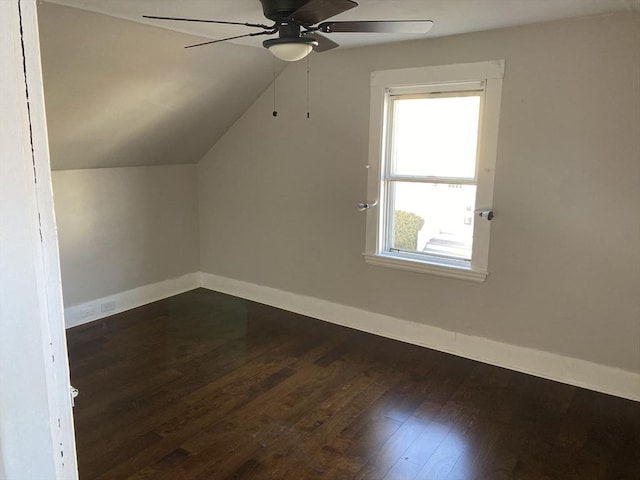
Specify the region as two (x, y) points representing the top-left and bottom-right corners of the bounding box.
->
(39, 0), (640, 170)
(38, 2), (285, 170)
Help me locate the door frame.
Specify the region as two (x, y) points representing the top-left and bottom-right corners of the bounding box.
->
(0, 0), (78, 477)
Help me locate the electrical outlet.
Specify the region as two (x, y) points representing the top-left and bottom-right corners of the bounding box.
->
(101, 301), (116, 313)
(80, 306), (96, 319)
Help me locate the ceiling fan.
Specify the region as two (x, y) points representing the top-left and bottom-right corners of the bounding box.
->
(143, 0), (434, 62)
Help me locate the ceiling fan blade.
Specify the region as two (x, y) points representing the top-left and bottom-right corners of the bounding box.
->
(302, 32), (339, 52)
(184, 31), (273, 49)
(143, 15), (272, 30)
(319, 20), (434, 34)
(290, 0), (358, 26)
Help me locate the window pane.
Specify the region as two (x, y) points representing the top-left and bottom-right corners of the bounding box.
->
(391, 95), (481, 178)
(389, 182), (476, 261)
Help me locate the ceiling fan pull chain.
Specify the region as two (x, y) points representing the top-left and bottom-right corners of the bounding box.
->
(306, 56), (311, 119)
(272, 56), (278, 117)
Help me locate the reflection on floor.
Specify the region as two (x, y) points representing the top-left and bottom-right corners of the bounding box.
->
(66, 288), (640, 479)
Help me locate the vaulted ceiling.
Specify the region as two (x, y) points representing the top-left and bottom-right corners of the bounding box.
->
(39, 0), (640, 170)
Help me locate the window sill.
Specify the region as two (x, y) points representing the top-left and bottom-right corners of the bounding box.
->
(363, 253), (488, 283)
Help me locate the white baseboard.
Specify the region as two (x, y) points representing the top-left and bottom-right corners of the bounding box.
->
(201, 272), (640, 402)
(64, 272), (202, 328)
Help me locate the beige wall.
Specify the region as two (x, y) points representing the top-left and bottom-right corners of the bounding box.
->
(198, 13), (640, 373)
(52, 165), (199, 306)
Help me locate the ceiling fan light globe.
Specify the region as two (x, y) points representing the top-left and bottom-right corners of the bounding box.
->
(263, 36), (318, 62)
(268, 42), (314, 61)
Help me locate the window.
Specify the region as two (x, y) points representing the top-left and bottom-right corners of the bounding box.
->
(363, 61), (504, 282)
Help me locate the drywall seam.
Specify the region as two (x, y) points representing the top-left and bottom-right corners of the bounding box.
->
(201, 272), (640, 402)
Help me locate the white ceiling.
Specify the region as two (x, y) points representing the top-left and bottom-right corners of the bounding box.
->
(46, 0), (640, 51)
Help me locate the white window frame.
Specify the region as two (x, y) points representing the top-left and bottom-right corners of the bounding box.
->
(363, 60), (504, 282)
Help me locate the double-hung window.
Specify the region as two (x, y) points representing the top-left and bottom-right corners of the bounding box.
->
(363, 61), (504, 282)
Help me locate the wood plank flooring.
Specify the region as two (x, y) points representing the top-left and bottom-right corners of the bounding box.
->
(66, 288), (640, 479)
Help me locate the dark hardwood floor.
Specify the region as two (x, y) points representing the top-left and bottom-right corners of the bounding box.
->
(66, 288), (640, 479)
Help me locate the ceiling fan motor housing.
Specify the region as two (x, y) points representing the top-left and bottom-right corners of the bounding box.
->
(259, 0), (309, 22)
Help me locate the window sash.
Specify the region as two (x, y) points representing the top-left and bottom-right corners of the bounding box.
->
(385, 175), (477, 185)
(381, 89), (483, 264)
(389, 90), (483, 101)
(388, 248), (472, 267)
(382, 179), (477, 262)
(386, 80), (485, 96)
(385, 90), (484, 182)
